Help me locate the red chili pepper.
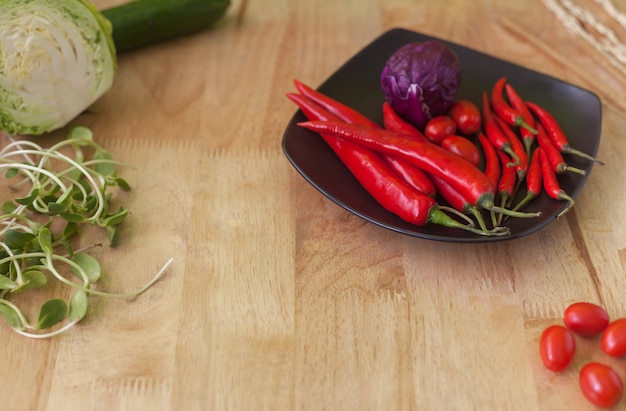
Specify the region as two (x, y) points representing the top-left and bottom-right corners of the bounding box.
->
(287, 94), (502, 235)
(478, 133), (500, 194)
(511, 147), (542, 212)
(535, 122), (586, 176)
(504, 83), (536, 156)
(380, 103), (437, 196)
(496, 150), (517, 224)
(290, 83), (436, 197)
(491, 77), (537, 134)
(428, 173), (495, 233)
(539, 147), (574, 217)
(526, 101), (604, 164)
(298, 120), (541, 219)
(293, 79), (380, 129)
(382, 102), (429, 143)
(495, 116), (528, 180)
(383, 155), (436, 198)
(482, 92), (521, 167)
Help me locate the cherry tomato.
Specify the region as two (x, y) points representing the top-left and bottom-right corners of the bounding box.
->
(539, 325), (576, 372)
(441, 135), (481, 167)
(450, 100), (481, 135)
(579, 362), (624, 408)
(601, 318), (626, 357)
(424, 116), (456, 144)
(564, 302), (610, 337)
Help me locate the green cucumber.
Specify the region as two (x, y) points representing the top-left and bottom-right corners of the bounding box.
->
(101, 0), (231, 53)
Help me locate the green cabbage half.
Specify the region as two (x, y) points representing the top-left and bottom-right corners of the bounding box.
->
(0, 0), (117, 135)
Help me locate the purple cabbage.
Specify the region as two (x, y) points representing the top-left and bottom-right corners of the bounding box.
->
(380, 41), (462, 130)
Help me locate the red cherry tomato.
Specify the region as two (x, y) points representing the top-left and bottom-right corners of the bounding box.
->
(601, 318), (626, 357)
(539, 325), (576, 372)
(441, 135), (481, 167)
(564, 302), (610, 337)
(579, 362), (624, 408)
(450, 100), (481, 135)
(424, 116), (456, 144)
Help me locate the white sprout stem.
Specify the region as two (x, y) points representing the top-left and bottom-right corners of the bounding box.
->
(0, 163), (70, 195)
(38, 150), (107, 221)
(0, 242), (24, 285)
(0, 252), (174, 299)
(1, 148), (107, 220)
(11, 319), (80, 339)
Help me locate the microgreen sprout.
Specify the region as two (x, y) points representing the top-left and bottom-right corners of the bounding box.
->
(0, 127), (172, 338)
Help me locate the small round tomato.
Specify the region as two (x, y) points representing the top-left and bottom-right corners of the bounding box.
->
(450, 100), (481, 135)
(424, 116), (456, 144)
(579, 362), (624, 408)
(539, 325), (576, 372)
(601, 318), (626, 357)
(441, 135), (481, 167)
(564, 302), (610, 337)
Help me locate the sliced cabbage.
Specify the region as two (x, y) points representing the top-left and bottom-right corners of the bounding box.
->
(0, 0), (117, 135)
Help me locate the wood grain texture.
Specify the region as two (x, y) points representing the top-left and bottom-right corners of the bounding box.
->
(2, 0), (626, 409)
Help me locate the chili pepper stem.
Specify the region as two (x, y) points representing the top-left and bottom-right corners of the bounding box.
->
(490, 210), (498, 229)
(496, 193), (510, 226)
(556, 192), (575, 218)
(511, 193), (536, 213)
(429, 208), (510, 236)
(562, 146), (605, 165)
(503, 146), (521, 167)
(481, 201), (542, 218)
(437, 205), (476, 228)
(524, 139), (533, 159)
(468, 206), (490, 232)
(557, 163), (586, 175)
(517, 119), (537, 134)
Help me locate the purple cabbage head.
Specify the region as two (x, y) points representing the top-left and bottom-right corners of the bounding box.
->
(380, 41), (462, 130)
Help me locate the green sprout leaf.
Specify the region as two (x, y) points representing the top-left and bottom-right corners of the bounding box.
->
(94, 150), (115, 176)
(0, 275), (17, 290)
(47, 202), (67, 215)
(5, 168), (19, 179)
(106, 226), (119, 247)
(2, 200), (16, 213)
(4, 229), (36, 249)
(11, 270), (47, 293)
(60, 212), (86, 223)
(36, 299), (67, 329)
(15, 189), (39, 205)
(102, 208), (128, 227)
(69, 290), (88, 321)
(68, 126), (94, 142)
(107, 176), (130, 191)
(71, 253), (101, 283)
(37, 227), (54, 256)
(0, 304), (24, 330)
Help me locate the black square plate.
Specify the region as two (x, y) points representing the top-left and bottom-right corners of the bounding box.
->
(282, 28), (602, 243)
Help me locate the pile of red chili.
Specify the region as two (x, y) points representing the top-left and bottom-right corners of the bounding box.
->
(540, 302), (626, 408)
(287, 76), (601, 237)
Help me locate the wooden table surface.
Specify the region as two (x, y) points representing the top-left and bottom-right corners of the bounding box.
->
(3, 0), (626, 410)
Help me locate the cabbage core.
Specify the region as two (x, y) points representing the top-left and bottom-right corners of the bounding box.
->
(0, 0), (116, 135)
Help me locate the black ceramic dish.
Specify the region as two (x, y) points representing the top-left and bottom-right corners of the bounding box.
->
(282, 28), (602, 243)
